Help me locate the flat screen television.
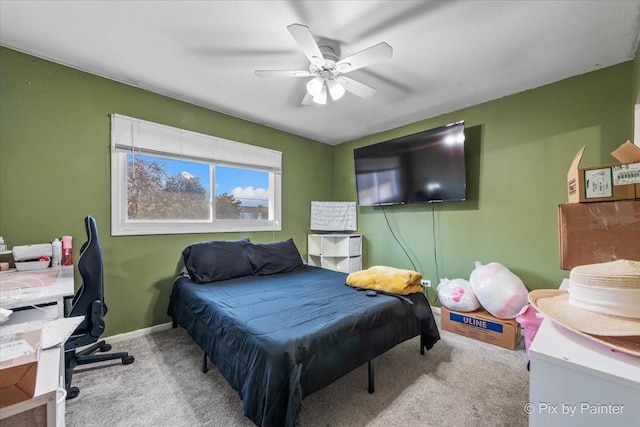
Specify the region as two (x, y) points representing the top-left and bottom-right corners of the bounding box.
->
(354, 121), (466, 206)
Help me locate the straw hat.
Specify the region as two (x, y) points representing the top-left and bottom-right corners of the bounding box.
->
(529, 259), (640, 357)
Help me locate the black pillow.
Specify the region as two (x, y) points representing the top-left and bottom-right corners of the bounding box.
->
(244, 238), (304, 276)
(182, 238), (253, 283)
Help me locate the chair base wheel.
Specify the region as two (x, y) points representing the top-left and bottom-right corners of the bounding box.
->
(99, 343), (112, 352)
(123, 355), (135, 365)
(66, 387), (80, 400)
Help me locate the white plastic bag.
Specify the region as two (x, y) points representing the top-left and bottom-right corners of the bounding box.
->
(437, 277), (480, 312)
(469, 261), (529, 319)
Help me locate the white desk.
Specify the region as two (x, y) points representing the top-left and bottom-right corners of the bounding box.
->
(0, 268), (79, 427)
(0, 266), (75, 316)
(529, 318), (640, 426)
(0, 343), (65, 425)
(0, 316), (82, 427)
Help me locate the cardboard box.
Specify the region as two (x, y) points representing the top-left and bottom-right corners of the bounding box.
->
(558, 201), (640, 270)
(440, 308), (520, 350)
(567, 141), (640, 203)
(611, 141), (640, 197)
(0, 329), (41, 408)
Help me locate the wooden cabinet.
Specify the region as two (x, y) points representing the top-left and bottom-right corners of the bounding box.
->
(307, 234), (362, 273)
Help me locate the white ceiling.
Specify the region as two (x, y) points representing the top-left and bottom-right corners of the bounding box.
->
(1, 1), (639, 145)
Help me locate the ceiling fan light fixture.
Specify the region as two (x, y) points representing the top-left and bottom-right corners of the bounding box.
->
(327, 78), (345, 101)
(313, 85), (327, 104)
(336, 62), (351, 73)
(256, 24), (391, 106)
(306, 76), (324, 96)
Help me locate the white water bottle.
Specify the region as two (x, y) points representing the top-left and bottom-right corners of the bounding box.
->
(51, 238), (62, 267)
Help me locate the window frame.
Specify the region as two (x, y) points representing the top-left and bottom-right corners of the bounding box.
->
(110, 114), (282, 236)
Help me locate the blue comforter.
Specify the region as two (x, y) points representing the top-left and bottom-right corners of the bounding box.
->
(168, 265), (439, 426)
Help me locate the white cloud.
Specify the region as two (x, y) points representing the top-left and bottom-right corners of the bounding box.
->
(231, 186), (268, 204)
(180, 171), (195, 179)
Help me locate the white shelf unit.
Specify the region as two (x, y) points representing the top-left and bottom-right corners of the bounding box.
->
(307, 234), (362, 273)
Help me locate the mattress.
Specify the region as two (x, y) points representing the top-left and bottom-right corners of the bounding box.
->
(168, 265), (439, 426)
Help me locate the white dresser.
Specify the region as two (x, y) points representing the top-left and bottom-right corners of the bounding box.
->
(529, 318), (640, 426)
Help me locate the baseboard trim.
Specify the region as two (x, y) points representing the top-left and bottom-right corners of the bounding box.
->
(103, 321), (173, 345)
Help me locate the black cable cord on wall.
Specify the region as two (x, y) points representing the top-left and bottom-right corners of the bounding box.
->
(428, 202), (440, 304)
(431, 203), (440, 281)
(381, 205), (440, 304)
(381, 205), (417, 272)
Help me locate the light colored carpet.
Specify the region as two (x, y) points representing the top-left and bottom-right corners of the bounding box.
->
(65, 316), (529, 427)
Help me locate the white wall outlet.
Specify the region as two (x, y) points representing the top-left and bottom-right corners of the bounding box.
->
(420, 279), (431, 288)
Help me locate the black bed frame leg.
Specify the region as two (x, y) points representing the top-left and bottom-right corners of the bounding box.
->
(172, 318), (177, 328)
(420, 333), (425, 355)
(368, 360), (374, 394)
(202, 351), (208, 373)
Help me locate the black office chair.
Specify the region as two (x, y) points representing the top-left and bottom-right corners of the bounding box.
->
(64, 216), (134, 399)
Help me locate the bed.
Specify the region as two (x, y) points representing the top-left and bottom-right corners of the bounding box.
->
(167, 238), (440, 427)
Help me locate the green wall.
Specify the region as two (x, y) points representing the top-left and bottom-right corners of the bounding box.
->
(334, 62), (634, 302)
(0, 47), (334, 335)
(634, 42), (640, 103)
(1, 45), (636, 332)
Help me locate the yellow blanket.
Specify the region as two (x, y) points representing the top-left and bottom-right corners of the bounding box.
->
(346, 265), (423, 295)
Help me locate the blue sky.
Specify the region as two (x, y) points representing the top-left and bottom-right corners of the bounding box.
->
(135, 154), (268, 206)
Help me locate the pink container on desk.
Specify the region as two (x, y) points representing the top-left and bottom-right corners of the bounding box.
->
(61, 235), (73, 266)
(516, 304), (543, 361)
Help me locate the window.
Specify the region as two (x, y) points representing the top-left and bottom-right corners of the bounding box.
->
(111, 114), (281, 236)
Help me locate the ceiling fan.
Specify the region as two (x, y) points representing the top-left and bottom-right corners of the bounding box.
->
(255, 24), (393, 105)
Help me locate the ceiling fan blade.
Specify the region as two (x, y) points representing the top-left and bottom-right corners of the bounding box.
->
(338, 77), (377, 99)
(301, 92), (314, 105)
(287, 23), (326, 67)
(335, 42), (393, 73)
(255, 70), (313, 78)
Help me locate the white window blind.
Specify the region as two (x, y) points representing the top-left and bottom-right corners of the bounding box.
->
(111, 114), (282, 172)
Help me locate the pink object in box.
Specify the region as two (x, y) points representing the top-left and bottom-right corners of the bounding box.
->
(516, 304), (543, 361)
